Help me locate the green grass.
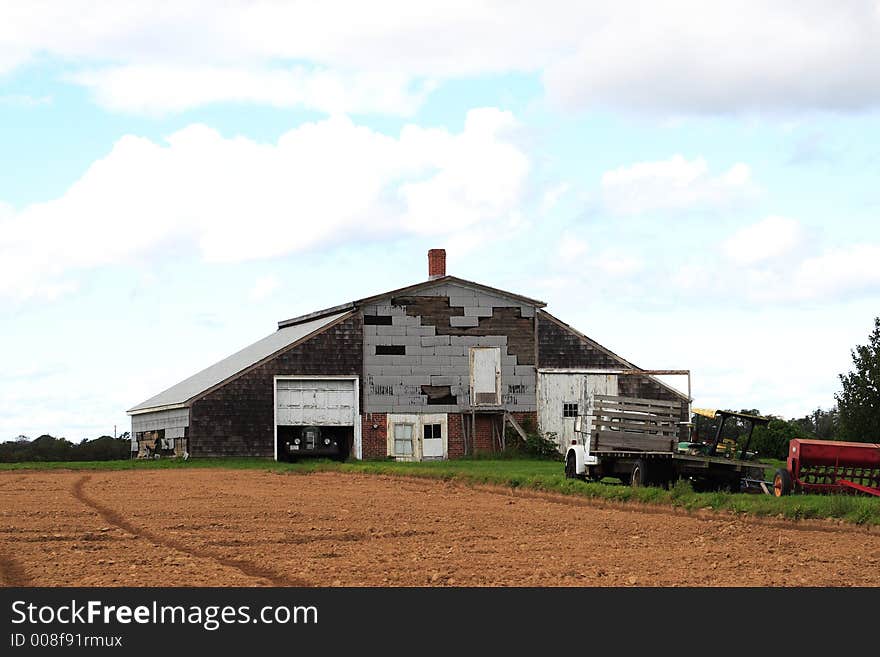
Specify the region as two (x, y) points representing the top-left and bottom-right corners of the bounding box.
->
(3, 456), (879, 526)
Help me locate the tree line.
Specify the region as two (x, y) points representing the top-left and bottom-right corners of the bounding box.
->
(0, 433), (132, 462)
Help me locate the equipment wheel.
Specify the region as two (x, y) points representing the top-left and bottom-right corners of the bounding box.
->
(630, 459), (648, 488)
(773, 469), (793, 497)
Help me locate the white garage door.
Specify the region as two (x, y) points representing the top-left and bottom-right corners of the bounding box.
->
(276, 378), (356, 426)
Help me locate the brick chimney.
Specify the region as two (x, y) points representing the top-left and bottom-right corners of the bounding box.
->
(428, 249), (446, 279)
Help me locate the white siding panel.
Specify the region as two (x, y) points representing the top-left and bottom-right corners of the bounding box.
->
(131, 407), (189, 434)
(537, 373), (618, 452)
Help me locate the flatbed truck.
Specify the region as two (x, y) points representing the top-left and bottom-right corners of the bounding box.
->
(564, 405), (769, 492)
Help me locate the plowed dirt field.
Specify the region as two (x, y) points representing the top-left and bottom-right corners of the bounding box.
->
(2, 469), (878, 586)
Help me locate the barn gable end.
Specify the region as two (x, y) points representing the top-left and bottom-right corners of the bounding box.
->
(188, 313), (363, 457)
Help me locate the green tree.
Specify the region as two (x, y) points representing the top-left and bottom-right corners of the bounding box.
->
(836, 317), (880, 442)
(751, 419), (800, 460)
(791, 407), (839, 440)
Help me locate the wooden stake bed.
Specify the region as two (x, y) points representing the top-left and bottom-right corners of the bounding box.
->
(585, 395), (681, 453)
(570, 393), (769, 488)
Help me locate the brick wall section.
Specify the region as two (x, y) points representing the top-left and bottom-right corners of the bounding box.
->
(473, 415), (495, 453)
(509, 411), (538, 435)
(447, 411), (537, 457)
(537, 313), (689, 440)
(188, 314), (363, 457)
(361, 413), (388, 459)
(448, 414), (464, 458)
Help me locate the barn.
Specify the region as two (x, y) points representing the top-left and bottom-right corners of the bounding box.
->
(128, 249), (689, 460)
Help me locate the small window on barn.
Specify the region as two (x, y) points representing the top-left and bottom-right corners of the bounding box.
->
(394, 424), (414, 456)
(364, 315), (393, 325)
(563, 402), (578, 418)
(376, 345), (406, 355)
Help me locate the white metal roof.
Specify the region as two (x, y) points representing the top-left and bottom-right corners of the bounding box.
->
(128, 311), (350, 414)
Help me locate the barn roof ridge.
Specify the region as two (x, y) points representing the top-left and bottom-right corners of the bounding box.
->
(277, 275), (546, 329)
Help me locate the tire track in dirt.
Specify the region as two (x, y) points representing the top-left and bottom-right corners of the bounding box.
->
(71, 475), (307, 586)
(0, 552), (31, 586)
(0, 474), (31, 586)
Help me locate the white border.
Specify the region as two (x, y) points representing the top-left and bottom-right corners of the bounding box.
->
(272, 375), (361, 461)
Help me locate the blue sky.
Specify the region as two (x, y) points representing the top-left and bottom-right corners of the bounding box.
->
(2, 1), (879, 440)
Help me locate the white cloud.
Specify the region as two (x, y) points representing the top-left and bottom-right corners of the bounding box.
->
(249, 275), (280, 302)
(792, 243), (880, 300)
(3, 2), (880, 114)
(70, 66), (434, 116)
(0, 108), (529, 301)
(542, 1), (880, 113)
(723, 216), (803, 265)
(671, 231), (880, 304)
(555, 235), (643, 278)
(558, 234), (588, 264)
(0, 93), (52, 107)
(541, 182), (570, 214)
(593, 251), (644, 277)
(601, 155), (755, 215)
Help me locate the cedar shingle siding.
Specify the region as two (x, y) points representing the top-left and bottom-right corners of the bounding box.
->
(537, 313), (689, 439)
(188, 314), (363, 456)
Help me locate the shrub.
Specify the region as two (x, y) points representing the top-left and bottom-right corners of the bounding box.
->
(503, 426), (561, 460)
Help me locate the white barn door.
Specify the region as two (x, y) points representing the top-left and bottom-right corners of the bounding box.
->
(470, 347), (501, 406)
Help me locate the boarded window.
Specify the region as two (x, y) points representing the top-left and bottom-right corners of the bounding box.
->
(394, 424), (414, 456)
(364, 315), (393, 325)
(376, 345), (406, 355)
(563, 402), (579, 418)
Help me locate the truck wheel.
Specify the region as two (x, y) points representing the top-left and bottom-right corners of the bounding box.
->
(630, 459), (648, 488)
(773, 469), (792, 497)
(564, 452), (580, 480)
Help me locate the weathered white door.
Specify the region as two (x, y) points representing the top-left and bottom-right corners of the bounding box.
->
(470, 347), (501, 406)
(420, 413), (447, 459)
(276, 379), (356, 426)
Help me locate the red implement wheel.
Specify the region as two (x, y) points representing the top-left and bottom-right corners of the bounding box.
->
(773, 468), (792, 497)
